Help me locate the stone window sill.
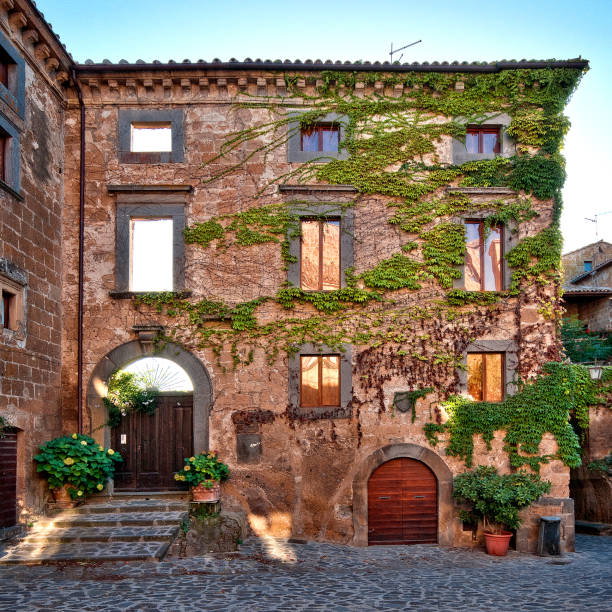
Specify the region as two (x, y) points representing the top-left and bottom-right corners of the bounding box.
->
(0, 179), (23, 201)
(109, 290), (192, 300)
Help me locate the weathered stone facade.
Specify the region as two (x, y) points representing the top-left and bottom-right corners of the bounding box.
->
(0, 0), (591, 553)
(0, 0), (71, 530)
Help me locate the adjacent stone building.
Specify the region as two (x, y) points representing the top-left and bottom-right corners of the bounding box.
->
(0, 0), (591, 552)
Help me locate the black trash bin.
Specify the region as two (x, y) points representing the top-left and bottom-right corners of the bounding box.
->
(537, 516), (561, 556)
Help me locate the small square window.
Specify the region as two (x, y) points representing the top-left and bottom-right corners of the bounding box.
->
(300, 219), (340, 291)
(300, 124), (339, 153)
(464, 221), (503, 291)
(0, 277), (23, 333)
(129, 218), (174, 291)
(584, 261), (592, 272)
(467, 353), (504, 402)
(130, 122), (172, 153)
(300, 354), (340, 408)
(465, 126), (500, 154)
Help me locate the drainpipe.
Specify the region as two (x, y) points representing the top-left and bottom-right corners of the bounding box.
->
(71, 68), (85, 434)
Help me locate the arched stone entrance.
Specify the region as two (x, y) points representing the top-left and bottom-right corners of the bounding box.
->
(352, 443), (454, 546)
(86, 341), (212, 455)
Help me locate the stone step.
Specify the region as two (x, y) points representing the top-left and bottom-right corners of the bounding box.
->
(22, 524), (180, 543)
(42, 510), (188, 528)
(0, 540), (170, 565)
(69, 500), (189, 514)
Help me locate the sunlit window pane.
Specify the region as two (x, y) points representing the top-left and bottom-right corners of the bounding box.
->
(301, 129), (319, 152)
(131, 122), (172, 152)
(465, 132), (479, 154)
(322, 221), (340, 290)
(321, 128), (339, 152)
(301, 356), (320, 407)
(130, 218), (173, 291)
(484, 353), (503, 402)
(484, 226), (502, 291)
(321, 356), (340, 406)
(301, 220), (320, 290)
(465, 222), (481, 291)
(467, 353), (483, 401)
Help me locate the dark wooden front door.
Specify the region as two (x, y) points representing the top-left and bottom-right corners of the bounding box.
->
(111, 394), (193, 491)
(367, 457), (437, 545)
(0, 430), (17, 528)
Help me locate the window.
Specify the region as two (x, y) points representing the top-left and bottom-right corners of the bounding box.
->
(464, 221), (503, 291)
(300, 124), (339, 153)
(118, 109), (184, 163)
(130, 122), (172, 153)
(0, 132), (6, 182)
(287, 112), (348, 162)
(0, 50), (9, 89)
(465, 126), (500, 155)
(300, 355), (340, 408)
(0, 30), (25, 118)
(288, 343), (352, 419)
(584, 261), (592, 272)
(114, 200), (186, 294)
(0, 273), (23, 333)
(130, 218), (173, 291)
(300, 219), (340, 291)
(467, 353), (504, 402)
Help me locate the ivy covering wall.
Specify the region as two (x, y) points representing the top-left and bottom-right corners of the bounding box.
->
(132, 63), (590, 469)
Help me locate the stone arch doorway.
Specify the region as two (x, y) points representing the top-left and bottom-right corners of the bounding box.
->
(352, 443), (454, 546)
(86, 341), (212, 490)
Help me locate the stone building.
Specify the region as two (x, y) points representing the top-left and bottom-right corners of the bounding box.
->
(0, 0), (590, 552)
(563, 241), (612, 332)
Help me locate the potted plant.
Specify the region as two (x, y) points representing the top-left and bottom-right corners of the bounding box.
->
(174, 451), (229, 502)
(453, 466), (551, 556)
(34, 433), (123, 508)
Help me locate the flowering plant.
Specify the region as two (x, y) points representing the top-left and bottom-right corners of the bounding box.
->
(34, 433), (123, 500)
(174, 451), (229, 487)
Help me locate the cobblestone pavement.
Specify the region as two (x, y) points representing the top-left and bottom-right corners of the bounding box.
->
(0, 534), (610, 611)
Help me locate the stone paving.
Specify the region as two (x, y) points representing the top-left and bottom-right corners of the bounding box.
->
(0, 534), (610, 611)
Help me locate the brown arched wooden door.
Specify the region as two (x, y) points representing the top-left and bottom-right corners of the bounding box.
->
(367, 457), (437, 545)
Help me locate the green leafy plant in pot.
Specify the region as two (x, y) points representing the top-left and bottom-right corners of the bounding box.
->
(34, 433), (123, 507)
(174, 451), (230, 502)
(453, 466), (551, 556)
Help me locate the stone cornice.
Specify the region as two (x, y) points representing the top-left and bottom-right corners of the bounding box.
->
(0, 0), (73, 97)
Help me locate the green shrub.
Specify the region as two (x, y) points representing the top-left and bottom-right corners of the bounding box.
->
(453, 466), (551, 533)
(34, 433), (123, 499)
(174, 451), (230, 487)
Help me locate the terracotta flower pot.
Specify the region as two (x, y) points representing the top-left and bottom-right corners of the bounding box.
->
(191, 480), (220, 503)
(52, 484), (78, 509)
(484, 530), (512, 556)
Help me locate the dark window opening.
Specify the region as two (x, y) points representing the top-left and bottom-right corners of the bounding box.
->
(467, 352), (504, 402)
(300, 124), (339, 152)
(300, 355), (340, 408)
(464, 221), (503, 291)
(0, 133), (7, 183)
(300, 219), (340, 291)
(0, 47), (13, 89)
(465, 126), (500, 155)
(1, 289), (13, 329)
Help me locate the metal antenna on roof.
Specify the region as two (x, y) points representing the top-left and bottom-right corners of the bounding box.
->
(585, 211), (612, 238)
(390, 40), (422, 63)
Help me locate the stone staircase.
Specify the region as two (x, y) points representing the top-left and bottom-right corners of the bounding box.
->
(0, 497), (189, 564)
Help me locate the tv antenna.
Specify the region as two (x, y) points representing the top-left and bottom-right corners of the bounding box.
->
(390, 40), (422, 63)
(585, 210), (612, 238)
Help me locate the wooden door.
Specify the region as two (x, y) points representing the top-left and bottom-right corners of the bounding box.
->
(112, 394), (193, 491)
(367, 457), (437, 545)
(0, 430), (17, 528)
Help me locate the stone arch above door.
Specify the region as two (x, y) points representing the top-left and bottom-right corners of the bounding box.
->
(352, 443), (454, 546)
(86, 341), (212, 453)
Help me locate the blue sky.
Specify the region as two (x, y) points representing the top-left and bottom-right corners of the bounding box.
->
(37, 0), (612, 252)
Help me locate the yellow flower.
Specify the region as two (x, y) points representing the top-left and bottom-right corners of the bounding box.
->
(107, 449), (115, 455)
(96, 484), (104, 491)
(63, 457), (74, 465)
(184, 465), (190, 471)
(77, 490), (83, 496)
(71, 433), (78, 439)
(189, 457), (195, 462)
(99, 446), (104, 452)
(80, 440), (87, 446)
(174, 474), (180, 480)
(180, 475), (186, 481)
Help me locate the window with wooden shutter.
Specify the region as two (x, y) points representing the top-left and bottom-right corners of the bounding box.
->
(467, 353), (504, 402)
(300, 355), (340, 408)
(464, 221), (503, 291)
(300, 219), (340, 291)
